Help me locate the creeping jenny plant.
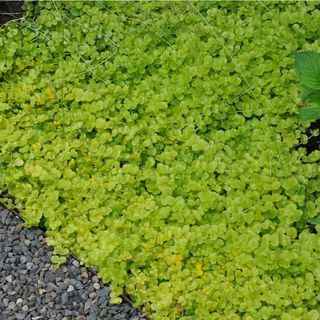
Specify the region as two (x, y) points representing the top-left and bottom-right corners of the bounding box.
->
(0, 2), (320, 319)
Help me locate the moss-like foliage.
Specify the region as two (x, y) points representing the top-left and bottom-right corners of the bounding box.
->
(0, 2), (319, 319)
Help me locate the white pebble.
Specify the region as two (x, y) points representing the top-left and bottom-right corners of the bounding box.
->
(93, 283), (100, 290)
(67, 285), (74, 292)
(5, 275), (13, 282)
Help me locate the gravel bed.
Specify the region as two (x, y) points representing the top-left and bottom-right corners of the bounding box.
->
(0, 207), (147, 320)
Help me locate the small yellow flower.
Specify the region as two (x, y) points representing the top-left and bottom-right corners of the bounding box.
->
(195, 262), (203, 276)
(202, 288), (212, 296)
(175, 254), (183, 262)
(45, 87), (55, 100)
(53, 120), (61, 126)
(68, 159), (76, 167)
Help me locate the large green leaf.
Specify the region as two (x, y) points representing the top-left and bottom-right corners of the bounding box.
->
(307, 217), (320, 225)
(299, 103), (320, 121)
(295, 52), (320, 90)
(301, 86), (320, 103)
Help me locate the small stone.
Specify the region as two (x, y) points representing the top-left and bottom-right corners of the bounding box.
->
(22, 305), (29, 312)
(45, 271), (56, 282)
(39, 288), (46, 295)
(97, 287), (109, 298)
(100, 309), (107, 317)
(16, 298), (23, 304)
(3, 298), (9, 307)
(16, 313), (25, 320)
(93, 283), (100, 290)
(26, 262), (33, 270)
(40, 306), (47, 315)
(67, 285), (74, 292)
(27, 294), (36, 302)
(71, 279), (83, 290)
(89, 292), (96, 299)
(61, 292), (69, 304)
(8, 301), (16, 310)
(84, 301), (91, 311)
(72, 260), (80, 267)
(5, 275), (13, 282)
(65, 310), (75, 317)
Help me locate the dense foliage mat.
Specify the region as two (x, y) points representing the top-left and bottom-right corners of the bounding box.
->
(0, 2), (320, 319)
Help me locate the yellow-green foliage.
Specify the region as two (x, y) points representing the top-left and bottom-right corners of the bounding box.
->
(0, 2), (320, 319)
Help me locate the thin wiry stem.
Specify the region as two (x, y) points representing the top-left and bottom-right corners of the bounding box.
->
(187, 2), (254, 98)
(258, 0), (271, 12)
(0, 16), (25, 29)
(74, 50), (117, 77)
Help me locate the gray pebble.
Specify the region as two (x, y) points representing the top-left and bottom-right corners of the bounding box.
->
(72, 260), (80, 267)
(5, 275), (13, 282)
(26, 262), (33, 270)
(61, 292), (69, 304)
(16, 313), (26, 320)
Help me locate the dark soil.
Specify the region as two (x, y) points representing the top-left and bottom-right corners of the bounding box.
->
(0, 1), (24, 27)
(302, 119), (320, 154)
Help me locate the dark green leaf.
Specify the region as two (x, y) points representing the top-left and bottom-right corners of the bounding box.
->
(295, 52), (320, 90)
(299, 104), (320, 121)
(301, 86), (320, 103)
(307, 217), (320, 225)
